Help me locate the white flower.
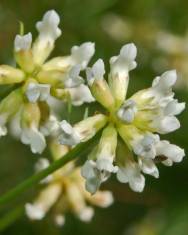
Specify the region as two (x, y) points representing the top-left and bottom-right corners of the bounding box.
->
(21, 127), (46, 154)
(25, 203), (45, 220)
(26, 82), (51, 103)
(133, 134), (160, 159)
(54, 214), (65, 226)
(71, 42), (95, 69)
(81, 160), (110, 194)
(78, 207), (94, 222)
(36, 10), (61, 44)
(14, 33), (32, 52)
(40, 115), (60, 136)
(117, 159), (145, 193)
(156, 140), (185, 163)
(25, 183), (62, 220)
(64, 65), (84, 88)
(117, 100), (137, 123)
(88, 191), (114, 208)
(86, 59), (105, 86)
(110, 43), (137, 76)
(35, 158), (52, 184)
(58, 120), (81, 146)
(67, 84), (95, 106)
(138, 158), (159, 178)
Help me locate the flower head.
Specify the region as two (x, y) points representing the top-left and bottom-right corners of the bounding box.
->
(60, 43), (185, 194)
(0, 10), (95, 154)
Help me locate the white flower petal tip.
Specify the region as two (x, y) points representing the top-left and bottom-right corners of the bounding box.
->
(55, 214), (65, 226)
(14, 33), (32, 52)
(25, 203), (45, 220)
(133, 134), (159, 159)
(120, 43), (137, 61)
(96, 158), (118, 173)
(152, 70), (177, 89)
(165, 100), (185, 116)
(152, 116), (180, 134)
(98, 191), (114, 208)
(58, 120), (81, 146)
(110, 43), (137, 73)
(117, 168), (145, 193)
(64, 65), (84, 88)
(157, 141), (185, 163)
(36, 10), (61, 42)
(71, 42), (95, 69)
(21, 128), (46, 154)
(68, 84), (95, 106)
(26, 83), (51, 103)
(0, 126), (7, 137)
(139, 158), (159, 178)
(117, 100), (137, 123)
(81, 160), (110, 194)
(78, 207), (94, 222)
(34, 158), (52, 184)
(40, 115), (60, 136)
(86, 59), (105, 86)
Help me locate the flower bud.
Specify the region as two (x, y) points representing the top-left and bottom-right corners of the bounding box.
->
(0, 65), (25, 84)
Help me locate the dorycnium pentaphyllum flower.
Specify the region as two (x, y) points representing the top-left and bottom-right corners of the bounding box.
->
(25, 141), (113, 225)
(0, 10), (95, 153)
(59, 43), (185, 194)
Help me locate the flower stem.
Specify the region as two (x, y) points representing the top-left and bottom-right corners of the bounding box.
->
(0, 131), (101, 207)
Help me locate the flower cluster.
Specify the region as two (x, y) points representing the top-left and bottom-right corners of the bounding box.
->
(60, 43), (185, 194)
(0, 10), (94, 154)
(0, 10), (186, 225)
(25, 142), (113, 225)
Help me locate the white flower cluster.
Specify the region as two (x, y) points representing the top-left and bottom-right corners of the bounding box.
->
(0, 9), (186, 225)
(25, 144), (113, 225)
(60, 43), (185, 194)
(0, 10), (95, 154)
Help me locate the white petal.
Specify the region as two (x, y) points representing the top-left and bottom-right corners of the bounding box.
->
(120, 43), (137, 61)
(78, 207), (94, 222)
(152, 70), (177, 90)
(64, 65), (84, 88)
(152, 116), (180, 134)
(96, 157), (118, 173)
(21, 128), (46, 154)
(117, 100), (137, 123)
(25, 203), (45, 220)
(58, 120), (81, 146)
(164, 100), (185, 116)
(81, 160), (96, 179)
(25, 83), (40, 102)
(110, 43), (137, 73)
(14, 33), (32, 52)
(129, 174), (145, 192)
(86, 59), (105, 86)
(71, 42), (95, 69)
(55, 214), (65, 226)
(85, 177), (101, 194)
(116, 168), (129, 183)
(68, 84), (95, 106)
(156, 141), (185, 162)
(139, 158), (159, 178)
(36, 10), (61, 43)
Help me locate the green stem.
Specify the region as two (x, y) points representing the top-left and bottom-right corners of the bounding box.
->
(0, 206), (24, 231)
(0, 132), (100, 207)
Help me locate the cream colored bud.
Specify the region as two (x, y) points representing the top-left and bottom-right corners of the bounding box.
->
(0, 65), (25, 84)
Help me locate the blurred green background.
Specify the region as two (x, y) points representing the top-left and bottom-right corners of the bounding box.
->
(0, 0), (188, 234)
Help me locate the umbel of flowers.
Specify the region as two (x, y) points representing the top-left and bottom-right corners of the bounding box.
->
(0, 10), (185, 226)
(0, 10), (95, 154)
(59, 43), (185, 194)
(25, 141), (113, 224)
